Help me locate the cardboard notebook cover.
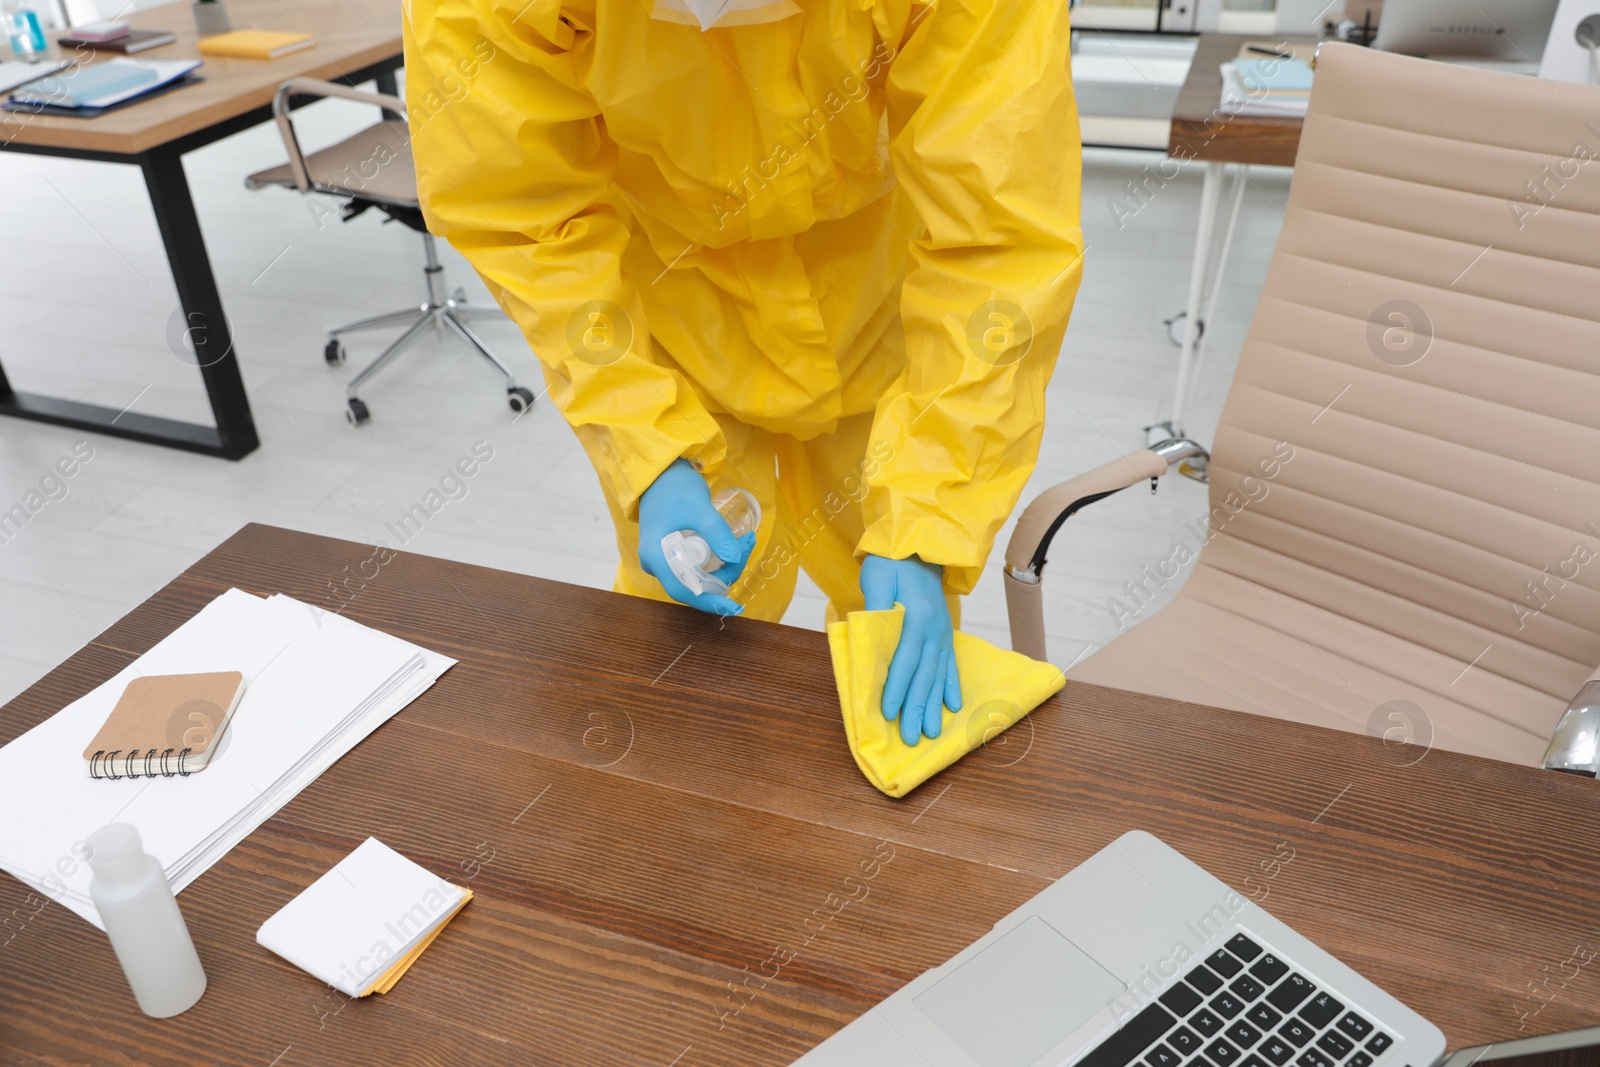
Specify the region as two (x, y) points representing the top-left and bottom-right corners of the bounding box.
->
(82, 671), (245, 779)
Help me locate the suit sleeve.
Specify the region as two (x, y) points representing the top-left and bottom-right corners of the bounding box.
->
(858, 0), (1084, 595)
(403, 0), (724, 517)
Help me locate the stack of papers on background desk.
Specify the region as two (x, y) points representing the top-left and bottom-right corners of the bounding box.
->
(0, 589), (455, 930)
(1219, 54), (1314, 117)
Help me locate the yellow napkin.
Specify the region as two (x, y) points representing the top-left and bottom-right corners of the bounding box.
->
(827, 607), (1066, 797)
(362, 889), (473, 996)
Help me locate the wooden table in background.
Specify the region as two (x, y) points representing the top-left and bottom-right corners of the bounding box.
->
(1169, 33), (1309, 167)
(2, 523), (1598, 1066)
(1157, 33), (1315, 443)
(0, 0), (403, 460)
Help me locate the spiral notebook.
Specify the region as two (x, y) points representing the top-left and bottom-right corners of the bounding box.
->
(81, 671), (246, 779)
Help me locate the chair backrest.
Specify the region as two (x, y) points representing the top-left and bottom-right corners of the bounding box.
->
(1205, 43), (1600, 715)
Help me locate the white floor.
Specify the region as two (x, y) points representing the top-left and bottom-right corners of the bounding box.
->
(0, 88), (1291, 708)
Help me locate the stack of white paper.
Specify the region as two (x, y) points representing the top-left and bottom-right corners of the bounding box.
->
(0, 589), (456, 930)
(1219, 61), (1311, 117)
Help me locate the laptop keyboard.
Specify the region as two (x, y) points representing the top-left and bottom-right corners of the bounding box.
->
(1079, 934), (1396, 1067)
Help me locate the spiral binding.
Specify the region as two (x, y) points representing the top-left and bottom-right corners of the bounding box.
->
(88, 747), (193, 780)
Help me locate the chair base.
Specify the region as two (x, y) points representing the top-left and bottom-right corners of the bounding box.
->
(326, 232), (531, 426)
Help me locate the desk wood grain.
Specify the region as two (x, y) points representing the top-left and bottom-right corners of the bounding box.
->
(1169, 33), (1313, 166)
(1, 523), (1598, 1066)
(0, 0), (399, 155)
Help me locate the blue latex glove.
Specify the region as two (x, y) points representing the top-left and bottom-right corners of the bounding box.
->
(638, 459), (756, 616)
(860, 554), (962, 746)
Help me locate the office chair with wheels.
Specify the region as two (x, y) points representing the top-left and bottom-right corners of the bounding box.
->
(1005, 44), (1600, 773)
(245, 78), (535, 426)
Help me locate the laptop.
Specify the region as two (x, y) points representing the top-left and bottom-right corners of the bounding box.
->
(1442, 1027), (1600, 1067)
(796, 831), (1470, 1067)
(1371, 0), (1560, 61)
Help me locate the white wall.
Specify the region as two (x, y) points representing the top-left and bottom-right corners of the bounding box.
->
(60, 0), (179, 28)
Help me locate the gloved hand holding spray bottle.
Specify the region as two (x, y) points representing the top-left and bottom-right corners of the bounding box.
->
(638, 459), (760, 616)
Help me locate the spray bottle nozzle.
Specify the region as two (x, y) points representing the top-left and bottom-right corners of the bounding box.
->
(660, 488), (761, 598)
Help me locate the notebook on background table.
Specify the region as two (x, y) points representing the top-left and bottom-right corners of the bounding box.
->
(198, 30), (314, 59)
(55, 28), (178, 53)
(4, 58), (201, 116)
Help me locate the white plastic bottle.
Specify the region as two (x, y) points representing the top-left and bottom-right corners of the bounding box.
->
(86, 823), (207, 1018)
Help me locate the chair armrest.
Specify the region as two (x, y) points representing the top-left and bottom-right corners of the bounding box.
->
(269, 78), (406, 193)
(1003, 437), (1208, 662)
(1005, 449), (1168, 577)
(1543, 671), (1600, 776)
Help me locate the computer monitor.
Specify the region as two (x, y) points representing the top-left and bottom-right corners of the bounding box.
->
(1372, 0), (1561, 59)
(1538, 0), (1600, 85)
(1439, 1026), (1600, 1067)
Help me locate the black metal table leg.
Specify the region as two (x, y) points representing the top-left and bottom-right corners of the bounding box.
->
(0, 148), (259, 458)
(374, 70), (403, 121)
(0, 52), (402, 459)
(141, 145), (259, 459)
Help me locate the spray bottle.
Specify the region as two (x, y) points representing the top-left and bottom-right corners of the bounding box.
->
(660, 488), (761, 597)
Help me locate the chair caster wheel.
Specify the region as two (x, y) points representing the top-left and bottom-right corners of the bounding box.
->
(325, 339), (346, 365)
(346, 397), (370, 426)
(507, 386), (535, 414)
(1164, 312), (1204, 347)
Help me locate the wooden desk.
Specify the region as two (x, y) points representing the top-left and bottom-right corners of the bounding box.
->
(1168, 33), (1309, 167)
(1157, 33), (1314, 442)
(0, 0), (403, 459)
(2, 523), (1598, 1066)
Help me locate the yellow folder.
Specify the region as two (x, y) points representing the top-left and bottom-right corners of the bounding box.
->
(827, 607), (1066, 798)
(198, 29), (314, 60)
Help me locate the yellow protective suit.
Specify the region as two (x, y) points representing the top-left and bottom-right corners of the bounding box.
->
(403, 0), (1084, 621)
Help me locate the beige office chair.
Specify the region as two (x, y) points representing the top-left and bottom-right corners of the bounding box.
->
(246, 79), (535, 426)
(1006, 43), (1600, 773)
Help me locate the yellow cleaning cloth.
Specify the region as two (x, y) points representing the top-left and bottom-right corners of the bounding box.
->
(827, 608), (1066, 798)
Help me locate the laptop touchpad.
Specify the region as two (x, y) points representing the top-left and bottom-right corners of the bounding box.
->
(913, 915), (1124, 1067)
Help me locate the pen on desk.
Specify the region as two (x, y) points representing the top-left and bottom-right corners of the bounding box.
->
(1247, 45), (1296, 60)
